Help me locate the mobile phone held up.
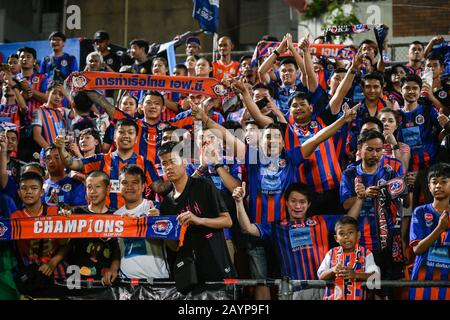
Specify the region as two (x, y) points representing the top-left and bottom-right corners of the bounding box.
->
(255, 97), (269, 110)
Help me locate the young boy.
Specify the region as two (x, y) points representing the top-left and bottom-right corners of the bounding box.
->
(61, 171), (120, 286)
(317, 216), (380, 300)
(409, 163), (450, 300)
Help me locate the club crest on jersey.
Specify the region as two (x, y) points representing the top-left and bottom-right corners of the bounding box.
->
(62, 183), (72, 192)
(32, 76), (40, 84)
(212, 83), (227, 96)
(309, 121), (318, 129)
(116, 51), (124, 57)
(60, 59), (68, 67)
(306, 218), (317, 226)
(438, 90), (447, 99)
(152, 220), (173, 236)
(0, 222), (7, 237)
(107, 58), (113, 65)
(415, 115), (424, 125)
(278, 159), (287, 168)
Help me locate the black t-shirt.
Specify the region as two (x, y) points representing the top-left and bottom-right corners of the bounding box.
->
(132, 59), (153, 74)
(65, 206), (120, 279)
(160, 177), (235, 281)
(103, 51), (122, 72)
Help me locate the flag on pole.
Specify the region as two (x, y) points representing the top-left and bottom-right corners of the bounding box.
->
(193, 0), (220, 34)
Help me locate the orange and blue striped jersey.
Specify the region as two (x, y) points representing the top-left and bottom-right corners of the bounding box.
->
(409, 204), (450, 300)
(245, 143), (306, 224)
(256, 215), (340, 280)
(81, 151), (160, 210)
(398, 103), (440, 172)
(340, 161), (402, 252)
(32, 105), (68, 145)
(319, 245), (377, 300)
(10, 205), (67, 279)
(16, 72), (49, 126)
(284, 116), (342, 193)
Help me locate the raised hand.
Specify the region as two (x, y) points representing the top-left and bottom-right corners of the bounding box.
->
(232, 181), (246, 202)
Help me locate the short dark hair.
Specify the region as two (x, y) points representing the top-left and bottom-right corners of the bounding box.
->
(47, 80), (64, 92)
(20, 171), (43, 187)
(263, 122), (286, 140)
(73, 91), (93, 114)
(21, 162), (45, 177)
(115, 118), (139, 134)
(157, 141), (185, 158)
(280, 57), (298, 70)
(409, 41), (424, 49)
(244, 120), (258, 127)
(361, 116), (384, 133)
(152, 56), (168, 69)
(361, 72), (384, 87)
(87, 170), (110, 187)
(162, 124), (178, 133)
(239, 55), (252, 64)
(426, 53), (444, 66)
(252, 83), (274, 97)
(48, 31), (66, 42)
(174, 63), (188, 74)
(400, 74), (422, 89)
(129, 39), (149, 54)
(288, 91), (311, 107)
(44, 143), (58, 156)
(284, 182), (311, 203)
(335, 216), (358, 232)
(378, 107), (399, 125)
(119, 164), (146, 184)
(357, 129), (385, 145)
(223, 120), (242, 131)
(359, 39), (379, 56)
(427, 163), (450, 182)
(332, 67), (348, 76)
(17, 47), (37, 60)
(143, 90), (165, 105)
(120, 94), (138, 107)
(7, 53), (19, 61)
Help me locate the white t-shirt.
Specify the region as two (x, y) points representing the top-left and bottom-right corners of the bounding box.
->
(114, 199), (169, 279)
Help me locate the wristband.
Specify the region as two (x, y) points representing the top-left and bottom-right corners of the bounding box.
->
(350, 68), (357, 74)
(392, 144), (400, 150)
(273, 49), (280, 57)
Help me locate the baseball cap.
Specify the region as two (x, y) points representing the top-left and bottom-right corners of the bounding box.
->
(94, 30), (110, 41)
(48, 31), (66, 42)
(186, 36), (201, 46)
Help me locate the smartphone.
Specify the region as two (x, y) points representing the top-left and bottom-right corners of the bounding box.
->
(256, 97), (269, 109)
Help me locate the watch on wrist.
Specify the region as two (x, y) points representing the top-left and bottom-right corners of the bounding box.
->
(214, 163), (225, 171)
(392, 144), (400, 150)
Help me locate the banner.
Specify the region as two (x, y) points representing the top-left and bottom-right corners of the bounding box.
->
(65, 71), (229, 98)
(193, 0), (220, 34)
(0, 214), (184, 241)
(251, 41), (356, 66)
(0, 38), (80, 68)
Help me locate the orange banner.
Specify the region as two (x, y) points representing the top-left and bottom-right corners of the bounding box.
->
(0, 214), (181, 240)
(65, 71), (229, 97)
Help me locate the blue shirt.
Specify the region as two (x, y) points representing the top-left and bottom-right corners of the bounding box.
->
(40, 52), (78, 80)
(43, 175), (87, 207)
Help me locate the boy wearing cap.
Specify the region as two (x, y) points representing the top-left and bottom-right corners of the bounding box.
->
(93, 30), (122, 72)
(185, 36), (202, 57)
(40, 31), (78, 81)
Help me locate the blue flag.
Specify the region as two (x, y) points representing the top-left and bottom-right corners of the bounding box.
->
(192, 0), (219, 34)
